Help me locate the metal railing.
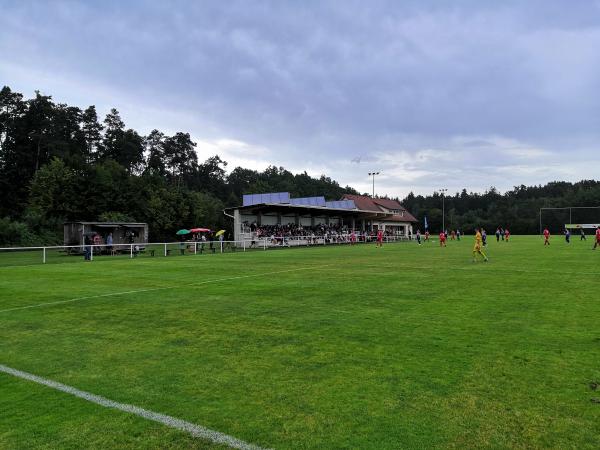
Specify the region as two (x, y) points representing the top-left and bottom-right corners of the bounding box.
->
(0, 235), (411, 267)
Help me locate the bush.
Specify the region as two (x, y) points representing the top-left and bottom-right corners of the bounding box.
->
(0, 217), (38, 246)
(98, 211), (136, 222)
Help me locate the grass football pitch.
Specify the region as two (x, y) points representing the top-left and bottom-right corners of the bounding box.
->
(1, 236), (599, 449)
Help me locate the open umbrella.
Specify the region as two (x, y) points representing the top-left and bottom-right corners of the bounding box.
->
(215, 229), (226, 237)
(176, 229), (191, 235)
(190, 228), (211, 233)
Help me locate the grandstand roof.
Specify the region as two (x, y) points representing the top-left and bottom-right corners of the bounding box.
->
(227, 192), (417, 222)
(341, 195), (417, 222)
(242, 193), (356, 210)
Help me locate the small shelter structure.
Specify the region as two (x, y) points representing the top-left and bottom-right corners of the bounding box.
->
(64, 222), (148, 247)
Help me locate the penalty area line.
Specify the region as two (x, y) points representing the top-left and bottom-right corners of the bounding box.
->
(0, 364), (268, 450)
(0, 265), (332, 314)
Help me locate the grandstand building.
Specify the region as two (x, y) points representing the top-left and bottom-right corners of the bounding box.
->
(225, 192), (417, 242)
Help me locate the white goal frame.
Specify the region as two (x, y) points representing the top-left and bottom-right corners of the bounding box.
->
(539, 206), (600, 234)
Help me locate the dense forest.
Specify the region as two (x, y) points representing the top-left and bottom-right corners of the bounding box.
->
(1, 86), (599, 246)
(0, 86), (357, 245)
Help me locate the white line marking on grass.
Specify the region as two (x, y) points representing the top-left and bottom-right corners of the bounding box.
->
(0, 364), (268, 450)
(356, 263), (600, 276)
(0, 289), (168, 314)
(0, 265), (331, 314)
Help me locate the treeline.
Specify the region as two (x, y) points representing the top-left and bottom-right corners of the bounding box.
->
(0, 86), (357, 245)
(401, 182), (600, 234)
(2, 86), (599, 246)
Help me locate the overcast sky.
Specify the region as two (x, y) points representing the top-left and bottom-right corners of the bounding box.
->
(2, 0), (600, 198)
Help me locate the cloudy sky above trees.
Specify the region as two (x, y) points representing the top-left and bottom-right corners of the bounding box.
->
(2, 0), (600, 197)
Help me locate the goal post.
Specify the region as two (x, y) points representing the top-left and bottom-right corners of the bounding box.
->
(539, 206), (600, 235)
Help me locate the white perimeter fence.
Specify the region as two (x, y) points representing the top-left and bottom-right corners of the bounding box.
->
(0, 235), (411, 267)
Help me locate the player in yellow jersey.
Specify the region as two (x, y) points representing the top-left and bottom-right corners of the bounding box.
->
(473, 227), (488, 262)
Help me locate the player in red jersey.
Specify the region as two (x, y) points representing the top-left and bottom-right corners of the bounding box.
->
(594, 226), (600, 250)
(376, 229), (383, 247)
(424, 230), (430, 241)
(439, 231), (447, 247)
(504, 228), (510, 242)
(543, 228), (550, 245)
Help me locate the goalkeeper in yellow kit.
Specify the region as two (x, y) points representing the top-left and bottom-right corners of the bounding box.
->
(473, 227), (488, 262)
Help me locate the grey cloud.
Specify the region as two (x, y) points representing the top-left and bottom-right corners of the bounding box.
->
(1, 0), (600, 197)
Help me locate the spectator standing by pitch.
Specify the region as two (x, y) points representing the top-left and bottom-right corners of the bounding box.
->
(580, 228), (586, 241)
(594, 226), (600, 250)
(106, 232), (114, 255)
(84, 235), (92, 261)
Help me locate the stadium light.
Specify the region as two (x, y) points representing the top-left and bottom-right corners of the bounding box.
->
(438, 188), (448, 231)
(368, 172), (380, 197)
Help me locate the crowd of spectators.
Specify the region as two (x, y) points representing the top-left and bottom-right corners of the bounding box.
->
(242, 221), (401, 246)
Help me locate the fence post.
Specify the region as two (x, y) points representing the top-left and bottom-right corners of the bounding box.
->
(130, 244), (133, 258)
(243, 240), (246, 252)
(90, 245), (94, 261)
(164, 243), (167, 256)
(194, 242), (197, 255)
(220, 241), (223, 253)
(43, 247), (46, 264)
(263, 239), (266, 251)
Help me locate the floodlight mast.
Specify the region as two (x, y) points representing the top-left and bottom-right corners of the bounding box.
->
(368, 172), (380, 197)
(438, 188), (448, 231)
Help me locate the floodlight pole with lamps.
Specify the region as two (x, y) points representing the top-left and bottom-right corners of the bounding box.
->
(368, 172), (380, 197)
(438, 188), (448, 232)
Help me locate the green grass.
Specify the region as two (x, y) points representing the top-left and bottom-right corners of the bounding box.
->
(1, 236), (599, 449)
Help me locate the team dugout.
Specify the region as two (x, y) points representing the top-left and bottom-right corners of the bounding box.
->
(224, 192), (417, 242)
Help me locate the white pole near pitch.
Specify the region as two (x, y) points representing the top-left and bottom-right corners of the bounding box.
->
(164, 243), (167, 257)
(43, 247), (46, 264)
(438, 188), (448, 232)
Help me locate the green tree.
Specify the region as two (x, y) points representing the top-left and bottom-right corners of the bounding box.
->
(144, 129), (166, 176)
(28, 158), (79, 220)
(81, 105), (103, 162)
(101, 108), (125, 161)
(163, 132), (198, 184)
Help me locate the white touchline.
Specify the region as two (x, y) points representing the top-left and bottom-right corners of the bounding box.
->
(356, 263), (600, 276)
(0, 265), (332, 314)
(0, 364), (269, 450)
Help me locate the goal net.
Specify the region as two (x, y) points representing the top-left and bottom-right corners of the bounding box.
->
(539, 206), (600, 235)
